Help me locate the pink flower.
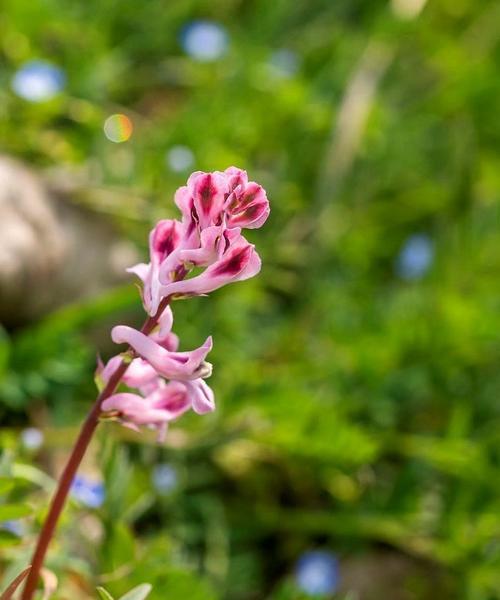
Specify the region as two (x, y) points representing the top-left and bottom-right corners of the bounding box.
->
(100, 302), (216, 440)
(150, 305), (179, 351)
(101, 381), (191, 442)
(111, 325), (213, 381)
(100, 167), (268, 440)
(128, 219), (184, 315)
(158, 228), (261, 298)
(97, 354), (158, 393)
(128, 167), (269, 314)
(224, 181), (270, 229)
(177, 224), (225, 267)
(175, 167), (270, 232)
(188, 171), (229, 229)
(184, 378), (215, 414)
(98, 307), (180, 393)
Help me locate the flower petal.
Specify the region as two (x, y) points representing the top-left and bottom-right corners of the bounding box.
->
(126, 262), (150, 283)
(150, 219), (183, 265)
(224, 166), (248, 191)
(226, 182), (270, 229)
(178, 225), (223, 267)
(102, 392), (172, 425)
(188, 172), (228, 228)
(111, 325), (213, 380)
(159, 236), (261, 298)
(185, 379), (216, 414)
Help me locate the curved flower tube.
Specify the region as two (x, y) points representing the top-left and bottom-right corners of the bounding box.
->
(101, 382), (191, 442)
(127, 219), (184, 314)
(184, 378), (216, 414)
(177, 224), (224, 267)
(98, 355), (158, 391)
(111, 325), (213, 381)
(150, 305), (179, 351)
(158, 234), (261, 298)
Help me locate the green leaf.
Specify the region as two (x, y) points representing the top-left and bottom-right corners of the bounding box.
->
(0, 504), (32, 520)
(0, 478), (15, 496)
(119, 584), (152, 600)
(0, 566), (31, 600)
(0, 531), (21, 547)
(96, 587), (115, 600)
(12, 463), (56, 492)
(101, 522), (135, 574)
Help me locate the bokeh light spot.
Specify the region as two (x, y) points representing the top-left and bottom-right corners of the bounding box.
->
(269, 49), (300, 78)
(166, 145), (195, 172)
(11, 60), (65, 102)
(152, 463), (178, 495)
(21, 427), (44, 451)
(396, 233), (434, 280)
(181, 20), (229, 62)
(71, 475), (105, 508)
(103, 113), (133, 143)
(295, 551), (339, 596)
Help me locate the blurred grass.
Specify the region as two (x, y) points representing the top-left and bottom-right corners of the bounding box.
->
(1, 0), (500, 598)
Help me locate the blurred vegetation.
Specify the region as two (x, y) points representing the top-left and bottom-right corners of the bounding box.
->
(1, 0), (500, 598)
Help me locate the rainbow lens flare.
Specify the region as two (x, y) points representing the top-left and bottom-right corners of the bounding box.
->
(103, 113), (133, 143)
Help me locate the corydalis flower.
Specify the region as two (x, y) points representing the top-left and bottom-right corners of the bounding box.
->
(159, 227), (261, 298)
(129, 167), (269, 315)
(128, 219), (184, 315)
(100, 306), (215, 440)
(175, 167), (270, 232)
(111, 326), (213, 381)
(101, 382), (191, 442)
(101, 373), (214, 441)
(100, 167), (268, 441)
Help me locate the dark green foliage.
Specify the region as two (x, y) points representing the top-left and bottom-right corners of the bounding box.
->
(1, 0), (500, 598)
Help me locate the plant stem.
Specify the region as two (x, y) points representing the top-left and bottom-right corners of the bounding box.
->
(21, 298), (170, 600)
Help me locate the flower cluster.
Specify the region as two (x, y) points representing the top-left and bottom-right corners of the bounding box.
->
(99, 167), (269, 440)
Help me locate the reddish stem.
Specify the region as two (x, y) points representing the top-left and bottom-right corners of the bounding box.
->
(21, 298), (170, 600)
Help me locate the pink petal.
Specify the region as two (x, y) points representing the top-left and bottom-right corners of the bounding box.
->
(123, 358), (159, 388)
(150, 381), (191, 419)
(188, 172), (228, 228)
(102, 392), (171, 425)
(150, 220), (183, 265)
(225, 183), (270, 229)
(185, 379), (216, 414)
(126, 262), (150, 283)
(100, 355), (162, 393)
(178, 225), (223, 267)
(111, 325), (213, 380)
(157, 306), (174, 337)
(224, 166), (248, 190)
(99, 355), (123, 385)
(158, 230), (260, 297)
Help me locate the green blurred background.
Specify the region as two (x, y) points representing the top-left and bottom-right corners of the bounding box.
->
(1, 0), (500, 598)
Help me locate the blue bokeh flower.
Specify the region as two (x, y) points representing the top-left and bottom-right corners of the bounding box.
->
(269, 49), (300, 78)
(396, 233), (434, 280)
(295, 550), (339, 596)
(71, 475), (105, 508)
(11, 60), (65, 102)
(1, 520), (25, 537)
(152, 463), (178, 495)
(180, 21), (229, 62)
(166, 145), (195, 173)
